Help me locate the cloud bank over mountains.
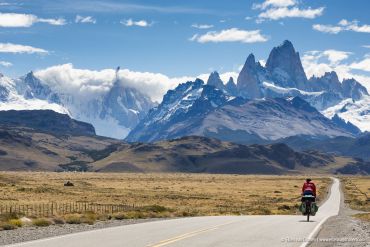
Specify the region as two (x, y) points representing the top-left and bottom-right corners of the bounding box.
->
(33, 51), (370, 105)
(302, 50), (370, 90)
(34, 64), (241, 103)
(35, 64), (192, 102)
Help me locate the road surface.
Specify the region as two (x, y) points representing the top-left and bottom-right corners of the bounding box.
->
(6, 178), (340, 247)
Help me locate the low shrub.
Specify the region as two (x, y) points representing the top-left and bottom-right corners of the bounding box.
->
(64, 214), (82, 224)
(52, 218), (65, 225)
(178, 210), (198, 217)
(8, 219), (23, 227)
(32, 218), (52, 227)
(81, 212), (97, 225)
(125, 211), (146, 219)
(97, 214), (109, 221)
(112, 212), (127, 220)
(0, 223), (16, 230)
(277, 205), (291, 210)
(142, 205), (169, 213)
(64, 212), (97, 225)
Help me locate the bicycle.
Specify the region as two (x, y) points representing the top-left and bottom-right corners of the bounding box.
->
(300, 195), (317, 222)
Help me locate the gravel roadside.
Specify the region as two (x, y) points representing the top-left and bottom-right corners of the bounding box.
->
(0, 218), (167, 246)
(309, 181), (369, 247)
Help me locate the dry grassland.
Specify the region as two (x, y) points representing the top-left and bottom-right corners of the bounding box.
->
(0, 172), (331, 216)
(342, 177), (370, 221)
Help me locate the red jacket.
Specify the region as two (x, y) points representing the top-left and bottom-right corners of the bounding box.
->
(302, 182), (316, 196)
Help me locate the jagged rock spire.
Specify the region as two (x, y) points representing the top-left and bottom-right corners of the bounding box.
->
(266, 40), (307, 89)
(207, 71), (225, 90)
(225, 77), (238, 96)
(237, 53), (263, 99)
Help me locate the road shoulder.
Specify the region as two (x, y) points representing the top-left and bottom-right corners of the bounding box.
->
(0, 218), (166, 246)
(309, 179), (369, 247)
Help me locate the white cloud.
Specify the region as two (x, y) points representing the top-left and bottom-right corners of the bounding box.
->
(350, 58), (370, 72)
(258, 6), (324, 20)
(190, 28), (268, 44)
(0, 61), (12, 67)
(121, 19), (152, 27)
(322, 50), (352, 65)
(302, 50), (370, 92)
(38, 18), (66, 26)
(0, 12), (66, 27)
(363, 45), (370, 49)
(0, 43), (48, 54)
(313, 19), (370, 34)
(75, 15), (96, 24)
(302, 50), (352, 66)
(35, 64), (192, 102)
(253, 0), (324, 22)
(253, 0), (296, 10)
(34, 64), (242, 103)
(191, 24), (213, 29)
(312, 24), (342, 34)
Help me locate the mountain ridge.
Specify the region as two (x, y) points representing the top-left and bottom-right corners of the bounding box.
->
(0, 40), (369, 138)
(126, 77), (356, 143)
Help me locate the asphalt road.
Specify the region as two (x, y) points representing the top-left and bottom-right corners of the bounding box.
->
(7, 178), (340, 247)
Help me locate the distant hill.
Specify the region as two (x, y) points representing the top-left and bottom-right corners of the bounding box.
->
(277, 134), (370, 161)
(0, 110), (122, 171)
(0, 110), (368, 174)
(0, 125), (122, 171)
(0, 110), (96, 136)
(93, 136), (369, 175)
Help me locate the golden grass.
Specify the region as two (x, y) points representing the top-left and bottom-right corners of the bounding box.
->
(353, 213), (370, 222)
(342, 177), (370, 212)
(0, 172), (331, 216)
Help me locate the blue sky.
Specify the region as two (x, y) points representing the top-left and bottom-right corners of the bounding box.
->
(0, 0), (369, 88)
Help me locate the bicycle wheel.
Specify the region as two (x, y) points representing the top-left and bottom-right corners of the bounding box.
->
(306, 201), (311, 222)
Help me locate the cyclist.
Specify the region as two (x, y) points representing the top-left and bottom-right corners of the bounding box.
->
(301, 178), (316, 202)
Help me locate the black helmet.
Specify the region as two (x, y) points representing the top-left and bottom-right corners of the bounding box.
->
(306, 178), (312, 182)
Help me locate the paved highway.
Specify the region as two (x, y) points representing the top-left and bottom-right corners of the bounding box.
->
(7, 178), (340, 247)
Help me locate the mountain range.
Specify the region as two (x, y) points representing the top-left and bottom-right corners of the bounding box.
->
(0, 40), (369, 141)
(0, 110), (368, 174)
(125, 81), (358, 142)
